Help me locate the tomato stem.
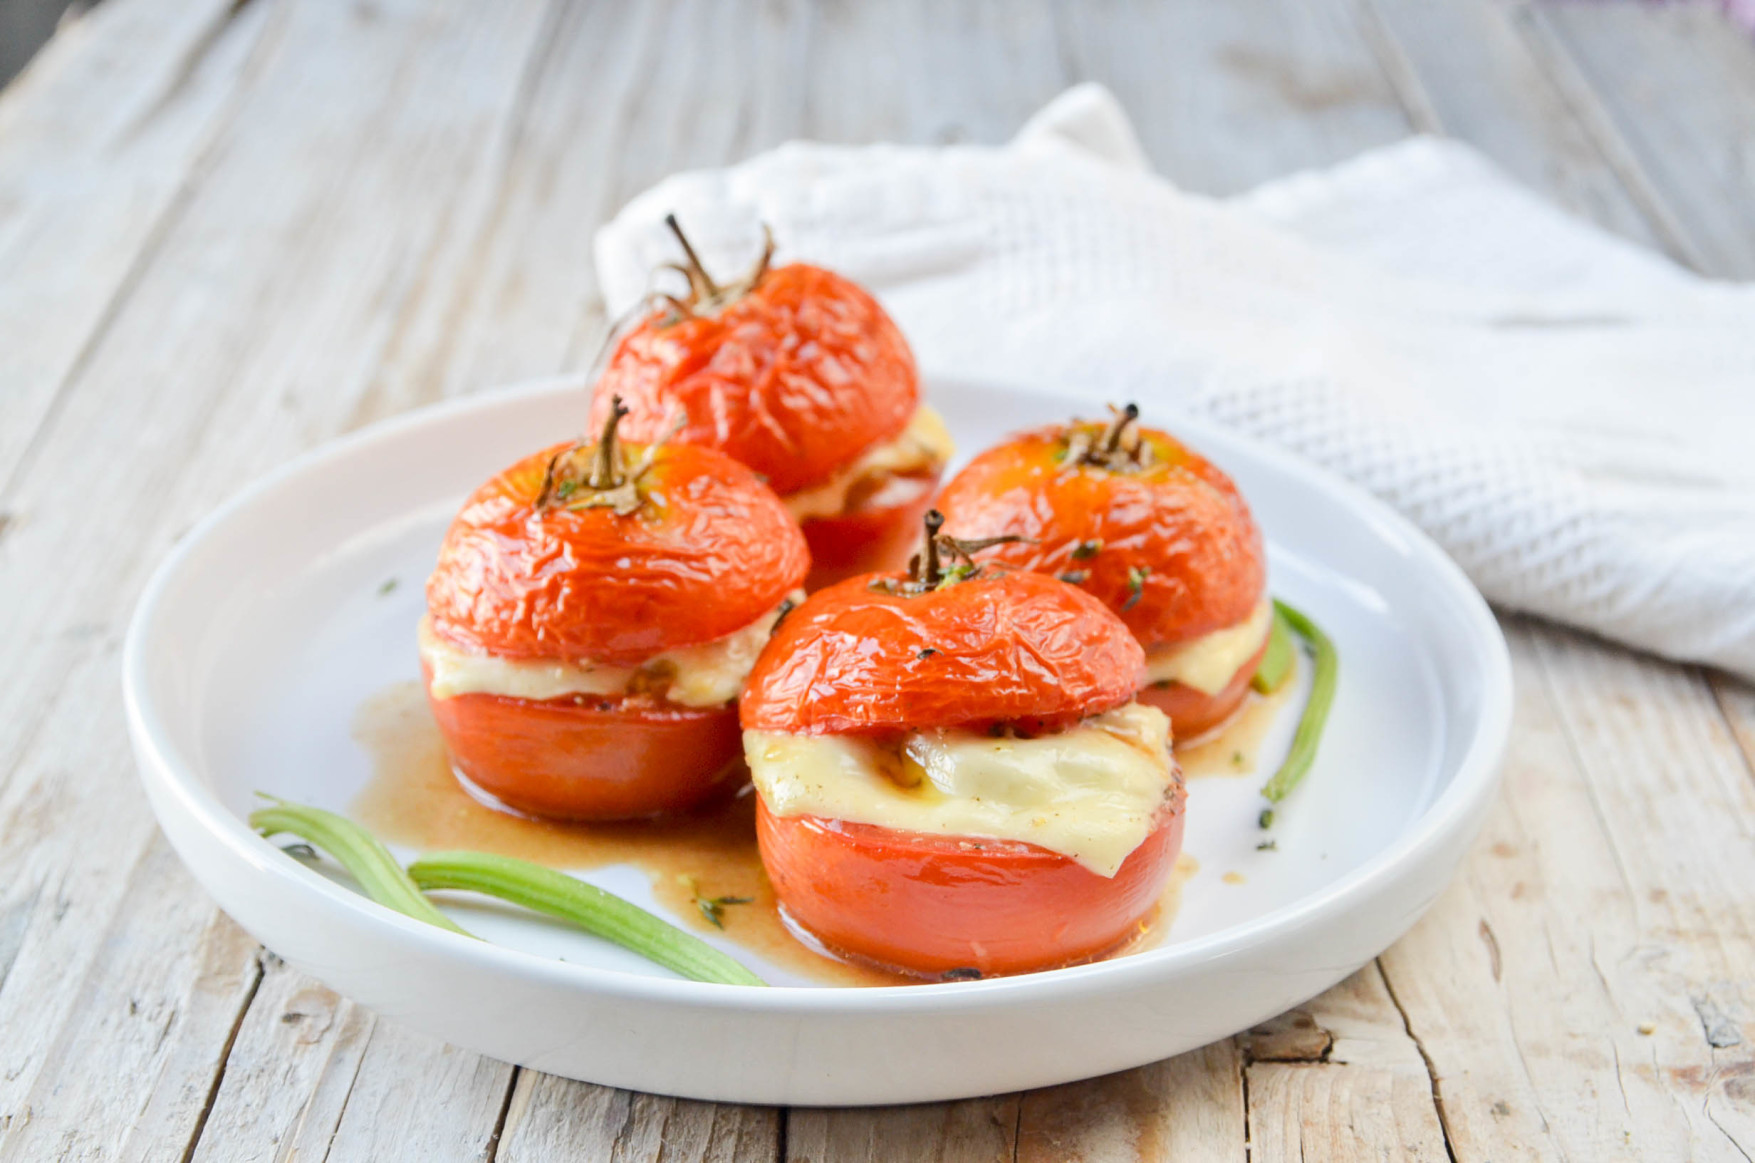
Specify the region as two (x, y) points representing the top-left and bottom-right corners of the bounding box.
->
(587, 394), (630, 489)
(664, 213), (720, 298)
(660, 214), (776, 318)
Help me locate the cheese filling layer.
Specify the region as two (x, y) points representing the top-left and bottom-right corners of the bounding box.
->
(1142, 597), (1272, 696)
(745, 702), (1176, 877)
(784, 405), (955, 522)
(419, 592), (802, 708)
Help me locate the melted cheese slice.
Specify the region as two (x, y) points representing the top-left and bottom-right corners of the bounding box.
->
(1142, 597), (1272, 695)
(784, 405), (955, 522)
(420, 593), (800, 708)
(745, 702), (1175, 876)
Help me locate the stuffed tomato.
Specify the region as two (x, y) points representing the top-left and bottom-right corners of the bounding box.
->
(937, 405), (1270, 740)
(421, 398), (808, 820)
(593, 216), (952, 589)
(739, 512), (1186, 979)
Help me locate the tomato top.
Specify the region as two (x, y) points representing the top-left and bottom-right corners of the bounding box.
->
(937, 411), (1265, 649)
(593, 248), (918, 497)
(740, 566), (1144, 736)
(425, 422), (808, 666)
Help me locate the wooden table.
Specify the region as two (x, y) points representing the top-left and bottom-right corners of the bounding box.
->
(3, 1), (1752, 1158)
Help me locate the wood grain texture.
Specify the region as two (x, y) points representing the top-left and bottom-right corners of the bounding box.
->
(1530, 0), (1755, 279)
(1359, 0), (1676, 255)
(0, 1), (553, 1159)
(1052, 0), (1413, 194)
(498, 1071), (777, 1163)
(1015, 1041), (1246, 1162)
(0, 1), (1752, 1160)
(787, 1097), (1019, 1163)
(0, 0), (274, 491)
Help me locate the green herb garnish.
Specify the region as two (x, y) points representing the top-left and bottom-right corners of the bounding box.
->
(1071, 539), (1103, 560)
(1258, 599), (1338, 809)
(410, 851), (765, 986)
(252, 799), (765, 986)
(250, 799), (470, 936)
(1122, 565), (1150, 611)
(681, 877), (754, 930)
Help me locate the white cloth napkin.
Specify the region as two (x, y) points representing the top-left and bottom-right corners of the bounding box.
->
(596, 85), (1755, 680)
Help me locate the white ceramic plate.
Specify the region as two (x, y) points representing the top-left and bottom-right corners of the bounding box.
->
(124, 376), (1510, 1106)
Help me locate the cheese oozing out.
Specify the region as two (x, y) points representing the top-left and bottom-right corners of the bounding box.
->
(419, 592), (802, 708)
(784, 405), (955, 523)
(745, 702), (1177, 877)
(1141, 596), (1272, 696)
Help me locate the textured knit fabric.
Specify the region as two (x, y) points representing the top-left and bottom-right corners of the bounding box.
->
(595, 85), (1755, 680)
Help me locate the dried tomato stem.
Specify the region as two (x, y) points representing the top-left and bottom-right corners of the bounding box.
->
(921, 509), (946, 587)
(1101, 402), (1140, 455)
(665, 213), (720, 297)
(588, 395), (630, 489)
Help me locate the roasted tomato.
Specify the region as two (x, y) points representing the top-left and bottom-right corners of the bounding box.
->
(592, 217), (950, 589)
(740, 513), (1186, 978)
(422, 400), (809, 820)
(937, 405), (1269, 740)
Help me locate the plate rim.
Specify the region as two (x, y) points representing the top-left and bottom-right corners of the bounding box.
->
(123, 373), (1513, 1012)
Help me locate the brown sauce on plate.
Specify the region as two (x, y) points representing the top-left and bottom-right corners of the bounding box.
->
(351, 680), (1269, 985)
(1174, 672), (1296, 779)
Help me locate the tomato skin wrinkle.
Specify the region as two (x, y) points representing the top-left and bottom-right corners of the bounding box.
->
(426, 440), (808, 666)
(595, 264), (919, 497)
(937, 423), (1266, 651)
(741, 570), (1144, 735)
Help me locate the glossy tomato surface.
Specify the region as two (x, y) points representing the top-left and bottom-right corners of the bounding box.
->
(593, 264), (918, 496)
(1138, 639), (1270, 741)
(425, 441), (807, 666)
(800, 470), (941, 591)
(425, 672), (743, 820)
(756, 792), (1186, 977)
(741, 570), (1145, 735)
(937, 423), (1266, 649)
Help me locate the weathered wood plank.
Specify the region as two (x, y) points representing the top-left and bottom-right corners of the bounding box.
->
(1383, 622), (1755, 1162)
(1528, 0), (1755, 278)
(1238, 965), (1450, 1162)
(0, 2), (555, 1158)
(192, 958), (517, 1163)
(1711, 673), (1755, 779)
(1015, 1041), (1246, 1162)
(1358, 0), (1676, 255)
(1052, 0), (1412, 194)
(0, 0), (276, 491)
(787, 1097), (1019, 1163)
(496, 1071), (777, 1163)
(0, 839), (261, 1163)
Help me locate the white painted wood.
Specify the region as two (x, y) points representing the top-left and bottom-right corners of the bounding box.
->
(0, 0), (274, 484)
(787, 1097), (1019, 1163)
(1015, 1042), (1247, 1162)
(1, 0), (1752, 1159)
(497, 1072), (778, 1163)
(0, 2), (553, 1158)
(1359, 0), (1676, 256)
(1530, 0), (1755, 278)
(1052, 0), (1413, 194)
(1384, 622), (1755, 1161)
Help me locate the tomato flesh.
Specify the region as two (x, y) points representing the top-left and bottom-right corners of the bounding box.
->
(424, 667), (743, 820)
(798, 470), (941, 591)
(755, 792), (1185, 978)
(1136, 639), (1268, 741)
